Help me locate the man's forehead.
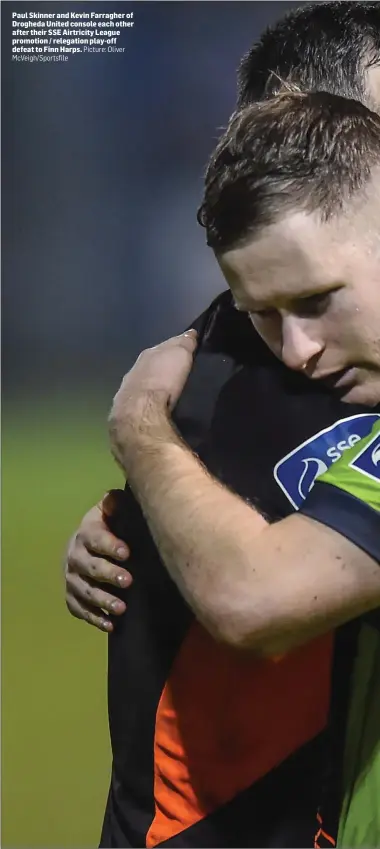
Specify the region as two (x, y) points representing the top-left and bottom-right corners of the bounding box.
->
(220, 212), (352, 307)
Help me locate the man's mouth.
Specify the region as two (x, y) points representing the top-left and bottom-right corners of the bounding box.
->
(314, 366), (356, 389)
(317, 367), (357, 390)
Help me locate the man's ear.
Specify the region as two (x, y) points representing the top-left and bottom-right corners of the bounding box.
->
(366, 64), (380, 114)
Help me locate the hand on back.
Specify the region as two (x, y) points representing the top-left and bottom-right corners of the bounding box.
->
(64, 490), (132, 632)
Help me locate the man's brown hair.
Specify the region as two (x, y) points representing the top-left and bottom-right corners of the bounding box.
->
(198, 90), (380, 252)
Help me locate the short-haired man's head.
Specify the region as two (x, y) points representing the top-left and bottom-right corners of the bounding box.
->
(198, 90), (380, 253)
(237, 2), (380, 109)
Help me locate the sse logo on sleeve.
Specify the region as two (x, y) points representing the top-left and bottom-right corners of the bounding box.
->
(300, 419), (380, 562)
(274, 413), (380, 509)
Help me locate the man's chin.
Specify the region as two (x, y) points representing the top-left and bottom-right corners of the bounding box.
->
(337, 382), (380, 408)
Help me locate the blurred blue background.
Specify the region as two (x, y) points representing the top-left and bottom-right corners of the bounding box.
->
(2, 2), (308, 846)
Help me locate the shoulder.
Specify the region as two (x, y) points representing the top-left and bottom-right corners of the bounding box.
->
(188, 289), (275, 365)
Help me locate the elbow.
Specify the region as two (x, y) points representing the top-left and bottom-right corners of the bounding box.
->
(213, 608), (317, 659)
(200, 574), (309, 658)
(191, 572), (298, 659)
(218, 622), (286, 659)
(220, 622), (295, 659)
(200, 600), (285, 659)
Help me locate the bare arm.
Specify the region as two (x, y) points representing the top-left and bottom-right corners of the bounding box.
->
(115, 412), (380, 657)
(108, 332), (380, 657)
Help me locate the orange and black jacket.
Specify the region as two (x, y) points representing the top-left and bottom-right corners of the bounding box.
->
(100, 291), (378, 848)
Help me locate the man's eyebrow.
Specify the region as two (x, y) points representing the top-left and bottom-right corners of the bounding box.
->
(233, 286), (337, 313)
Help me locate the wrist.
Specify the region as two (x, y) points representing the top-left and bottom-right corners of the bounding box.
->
(110, 393), (179, 475)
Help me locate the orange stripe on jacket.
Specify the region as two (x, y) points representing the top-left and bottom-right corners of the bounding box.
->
(147, 621), (333, 846)
(315, 811), (336, 847)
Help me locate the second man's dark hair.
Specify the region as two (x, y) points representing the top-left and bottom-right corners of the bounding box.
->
(237, 2), (380, 107)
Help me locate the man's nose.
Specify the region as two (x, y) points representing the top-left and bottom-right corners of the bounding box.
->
(281, 316), (324, 371)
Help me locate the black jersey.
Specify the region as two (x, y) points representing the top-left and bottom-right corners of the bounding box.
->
(100, 290), (379, 848)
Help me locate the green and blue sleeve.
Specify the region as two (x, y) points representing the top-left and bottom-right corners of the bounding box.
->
(299, 419), (380, 562)
(300, 420), (380, 848)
